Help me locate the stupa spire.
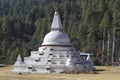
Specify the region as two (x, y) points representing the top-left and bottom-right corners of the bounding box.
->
(51, 10), (63, 31)
(17, 54), (22, 62)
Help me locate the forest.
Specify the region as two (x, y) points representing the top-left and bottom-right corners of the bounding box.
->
(0, 0), (120, 65)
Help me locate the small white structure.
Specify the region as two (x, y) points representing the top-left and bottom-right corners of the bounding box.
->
(80, 52), (94, 61)
(12, 11), (95, 74)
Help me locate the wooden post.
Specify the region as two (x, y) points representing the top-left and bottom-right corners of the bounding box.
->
(102, 31), (105, 65)
(112, 27), (116, 66)
(107, 30), (110, 65)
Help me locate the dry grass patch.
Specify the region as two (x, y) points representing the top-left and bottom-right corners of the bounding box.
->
(0, 65), (120, 80)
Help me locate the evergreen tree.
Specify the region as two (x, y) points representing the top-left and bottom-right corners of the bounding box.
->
(0, 0), (120, 64)
(0, 40), (8, 64)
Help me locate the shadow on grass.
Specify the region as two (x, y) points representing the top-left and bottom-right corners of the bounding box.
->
(95, 69), (106, 71)
(92, 69), (106, 74)
(0, 64), (6, 67)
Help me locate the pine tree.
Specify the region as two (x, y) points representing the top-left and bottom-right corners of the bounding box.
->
(1, 40), (8, 64)
(1, 16), (11, 38)
(99, 11), (110, 32)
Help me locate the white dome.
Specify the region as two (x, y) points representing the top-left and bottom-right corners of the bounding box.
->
(42, 31), (71, 46)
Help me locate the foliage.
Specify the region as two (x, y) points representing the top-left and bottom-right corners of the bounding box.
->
(0, 0), (120, 64)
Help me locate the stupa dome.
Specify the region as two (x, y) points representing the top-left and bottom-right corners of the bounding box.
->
(42, 11), (71, 46)
(42, 31), (71, 46)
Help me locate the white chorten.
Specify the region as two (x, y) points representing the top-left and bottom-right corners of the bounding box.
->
(12, 11), (95, 74)
(42, 11), (71, 46)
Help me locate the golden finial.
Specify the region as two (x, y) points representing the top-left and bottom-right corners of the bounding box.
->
(55, 8), (58, 15)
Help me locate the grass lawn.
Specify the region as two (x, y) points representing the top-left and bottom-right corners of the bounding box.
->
(0, 65), (120, 80)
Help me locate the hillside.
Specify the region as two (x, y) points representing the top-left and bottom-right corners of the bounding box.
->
(0, 0), (120, 64)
